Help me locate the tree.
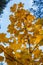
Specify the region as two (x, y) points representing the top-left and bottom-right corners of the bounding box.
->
(29, 0), (43, 18)
(0, 0), (10, 14)
(0, 2), (43, 65)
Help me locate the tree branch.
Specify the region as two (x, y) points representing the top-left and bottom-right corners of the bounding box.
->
(0, 47), (24, 65)
(31, 43), (39, 53)
(23, 19), (31, 54)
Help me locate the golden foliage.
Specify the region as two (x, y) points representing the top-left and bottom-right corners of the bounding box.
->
(0, 33), (9, 43)
(10, 4), (17, 12)
(0, 2), (43, 65)
(33, 49), (41, 59)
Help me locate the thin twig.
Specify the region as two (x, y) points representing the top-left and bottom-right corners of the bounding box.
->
(31, 43), (39, 53)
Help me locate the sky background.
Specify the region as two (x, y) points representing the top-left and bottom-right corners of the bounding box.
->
(0, 0), (43, 65)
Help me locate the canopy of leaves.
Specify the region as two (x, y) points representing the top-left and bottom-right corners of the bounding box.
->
(0, 2), (43, 65)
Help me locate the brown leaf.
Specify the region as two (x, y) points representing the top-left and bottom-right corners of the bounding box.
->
(0, 56), (4, 61)
(0, 45), (4, 53)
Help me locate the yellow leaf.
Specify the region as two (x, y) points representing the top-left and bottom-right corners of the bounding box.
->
(34, 35), (42, 44)
(10, 4), (17, 12)
(15, 52), (21, 58)
(10, 43), (22, 52)
(26, 15), (35, 22)
(9, 15), (16, 24)
(0, 33), (9, 43)
(18, 2), (24, 8)
(39, 39), (43, 46)
(33, 49), (41, 58)
(39, 30), (43, 35)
